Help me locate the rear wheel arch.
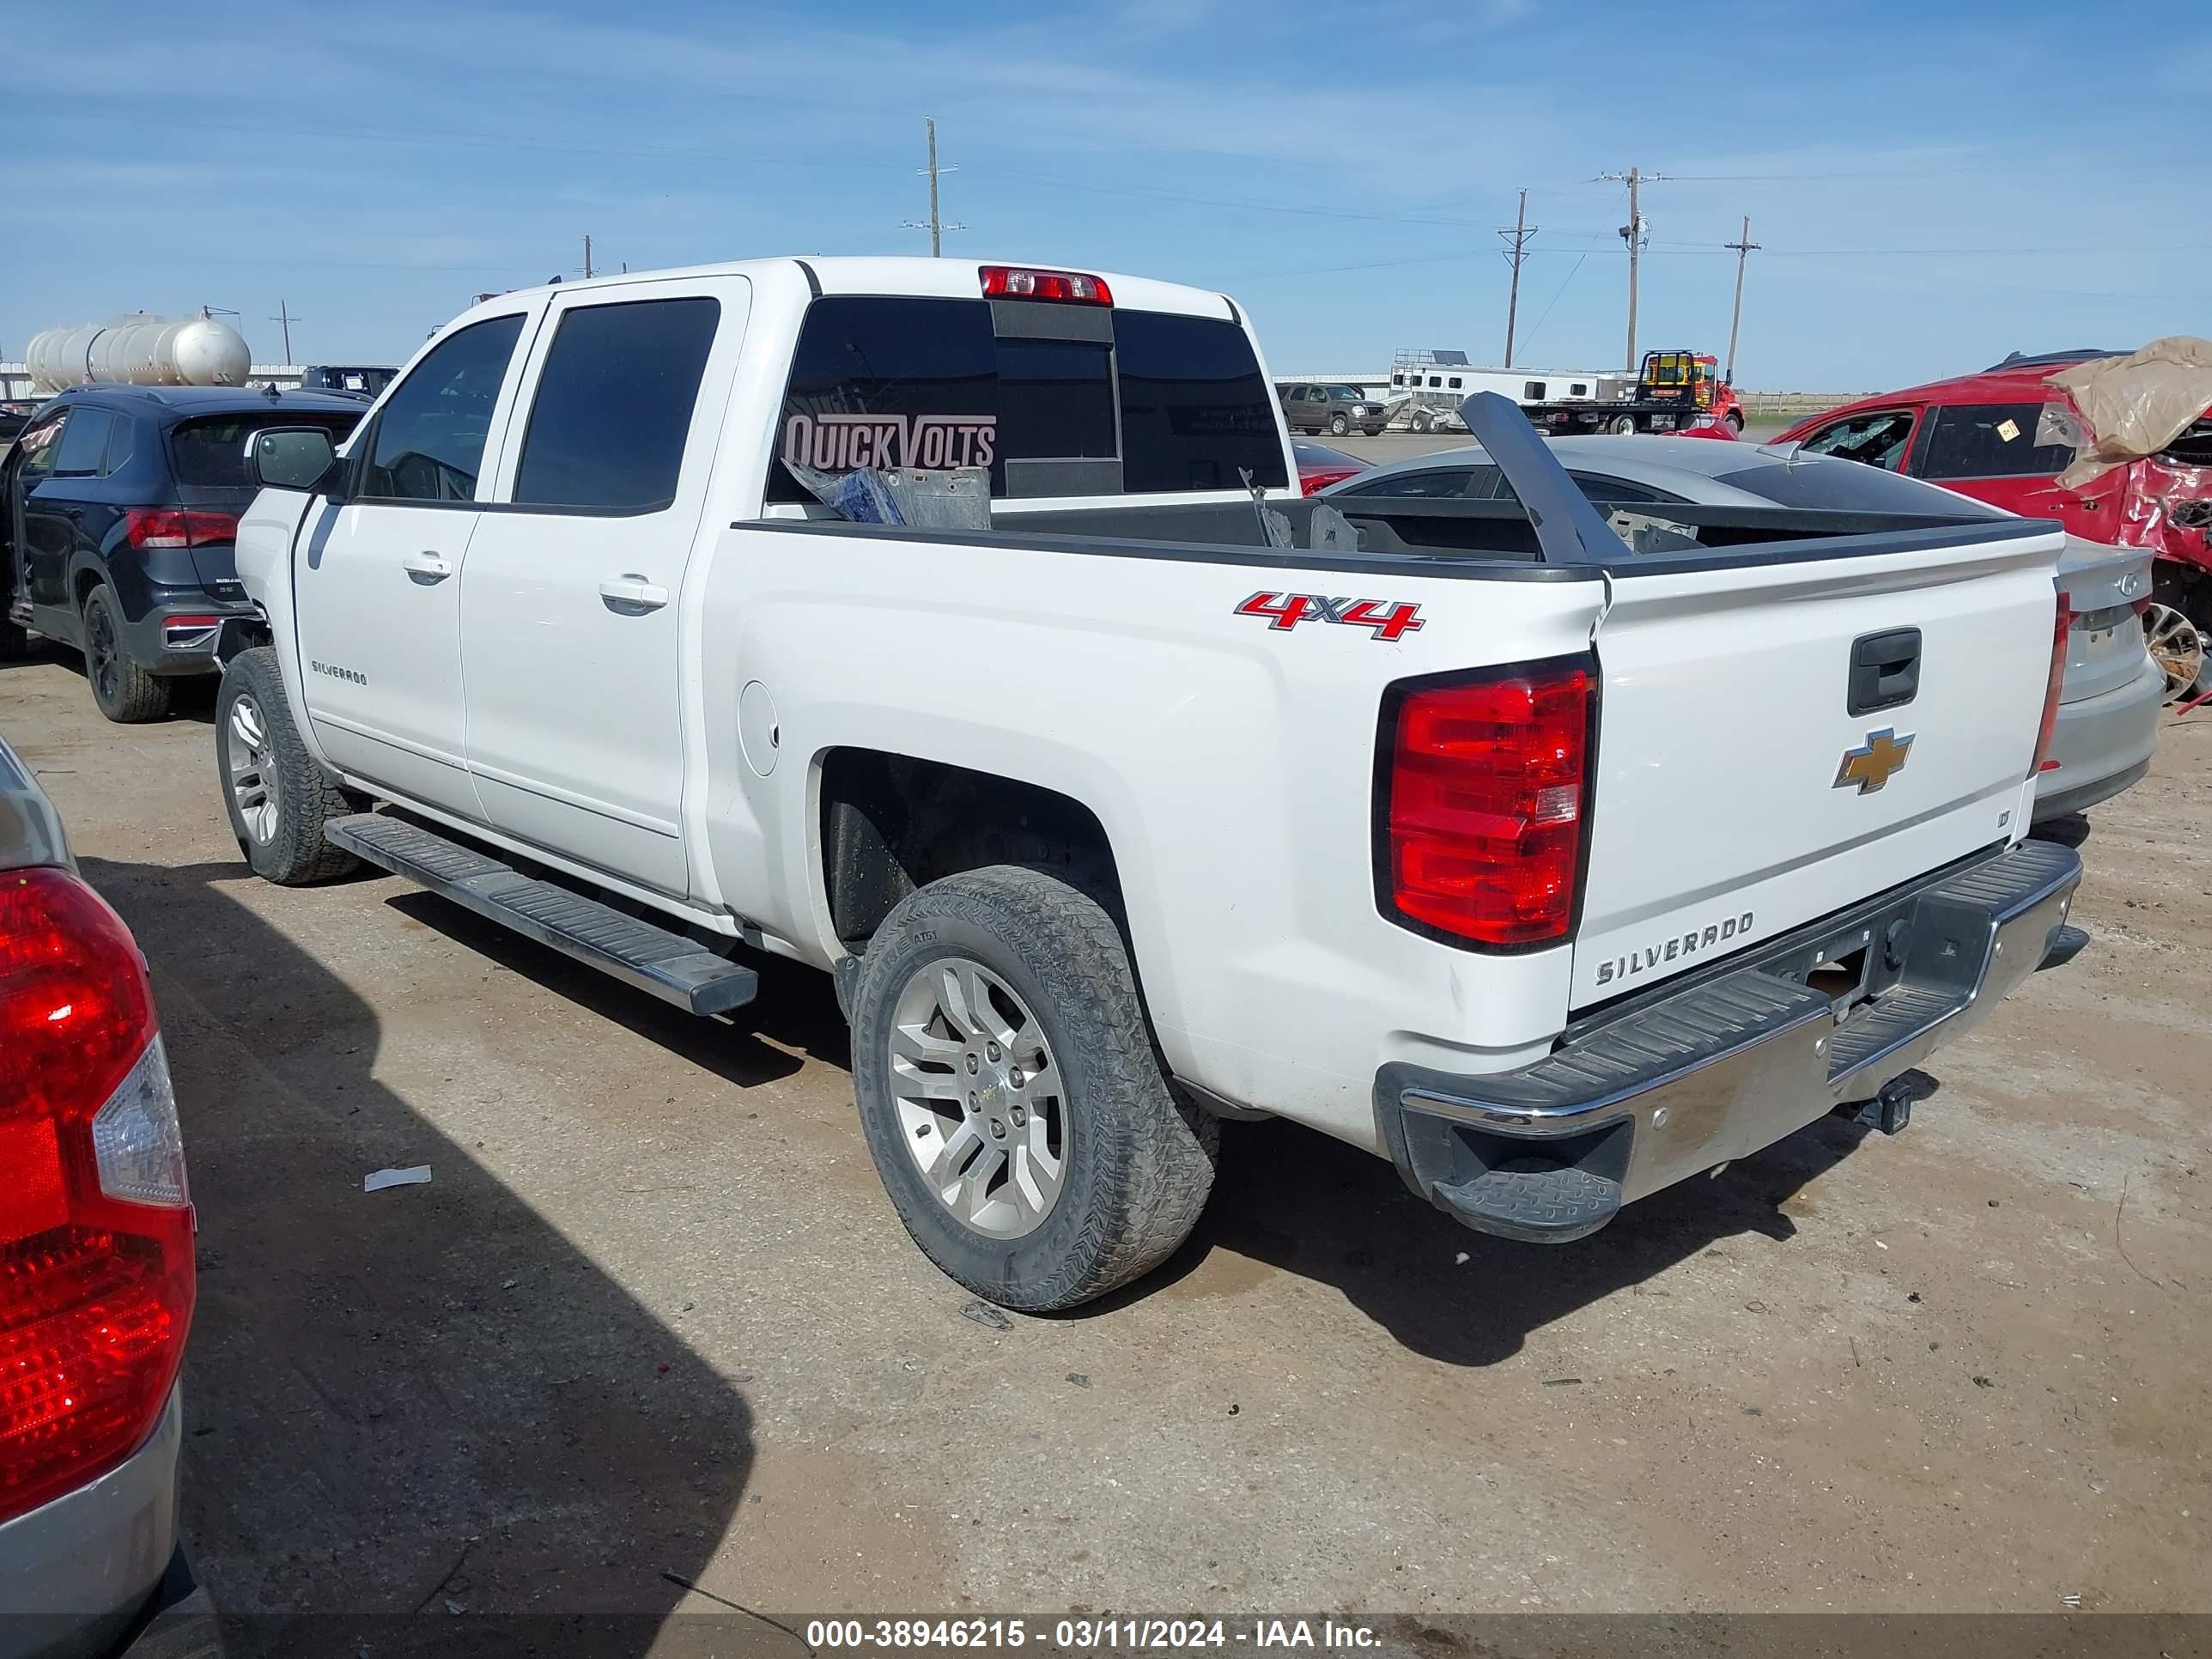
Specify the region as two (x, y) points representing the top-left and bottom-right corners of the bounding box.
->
(815, 748), (1128, 955)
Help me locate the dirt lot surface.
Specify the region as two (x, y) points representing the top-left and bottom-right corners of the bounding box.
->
(3, 651), (2206, 1634)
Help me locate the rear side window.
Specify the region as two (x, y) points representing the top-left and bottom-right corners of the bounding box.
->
(49, 409), (116, 477)
(1336, 465), (1497, 500)
(1715, 458), (2004, 514)
(171, 414), (360, 488)
(1114, 310), (1284, 493)
(514, 297), (722, 511)
(361, 313), (526, 501)
(1917, 402), (2076, 480)
(768, 298), (1285, 502)
(1565, 472), (1682, 505)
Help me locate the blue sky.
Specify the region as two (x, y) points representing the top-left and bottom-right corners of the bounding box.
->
(4, 0), (2205, 388)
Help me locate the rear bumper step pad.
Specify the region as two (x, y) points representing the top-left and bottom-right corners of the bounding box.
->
(325, 813), (757, 1017)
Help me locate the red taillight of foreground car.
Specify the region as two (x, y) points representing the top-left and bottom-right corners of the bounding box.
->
(2032, 592), (2073, 776)
(123, 508), (239, 550)
(0, 867), (192, 1525)
(1382, 660), (1594, 948)
(1300, 466), (1362, 495)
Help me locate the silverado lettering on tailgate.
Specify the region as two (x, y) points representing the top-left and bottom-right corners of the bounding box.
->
(1594, 911), (1756, 988)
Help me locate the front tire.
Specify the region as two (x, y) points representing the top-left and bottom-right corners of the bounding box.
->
(82, 584), (171, 723)
(850, 866), (1218, 1311)
(1329, 412), (1350, 436)
(1724, 409), (1745, 434)
(216, 646), (361, 884)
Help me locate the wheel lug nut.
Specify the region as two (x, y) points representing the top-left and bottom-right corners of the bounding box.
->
(1008, 1067), (1024, 1087)
(965, 1054), (979, 1073)
(1011, 1106), (1026, 1127)
(990, 1120), (1006, 1139)
(967, 1094), (979, 1112)
(987, 1042), (1001, 1063)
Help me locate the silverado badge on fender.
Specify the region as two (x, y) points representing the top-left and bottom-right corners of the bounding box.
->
(1834, 727), (1914, 794)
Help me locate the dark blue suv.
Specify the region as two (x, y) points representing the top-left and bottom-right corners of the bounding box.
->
(1, 386), (363, 721)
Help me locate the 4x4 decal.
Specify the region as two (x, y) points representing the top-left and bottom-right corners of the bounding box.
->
(1234, 591), (1426, 642)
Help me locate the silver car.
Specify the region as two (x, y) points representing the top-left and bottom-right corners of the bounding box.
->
(0, 735), (216, 1657)
(1278, 382), (1387, 438)
(1327, 434), (2163, 823)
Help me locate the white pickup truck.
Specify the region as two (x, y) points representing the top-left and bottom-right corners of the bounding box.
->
(220, 256), (2085, 1310)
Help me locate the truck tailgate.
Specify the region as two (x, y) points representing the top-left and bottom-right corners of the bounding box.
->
(1571, 528), (2063, 1009)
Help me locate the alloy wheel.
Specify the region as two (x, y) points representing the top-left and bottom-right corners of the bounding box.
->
(888, 957), (1065, 1238)
(2143, 602), (2206, 702)
(226, 692), (283, 843)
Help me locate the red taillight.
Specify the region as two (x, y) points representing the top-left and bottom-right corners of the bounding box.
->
(1300, 467), (1360, 495)
(1382, 662), (1593, 948)
(0, 867), (191, 1524)
(123, 508), (238, 550)
(979, 264), (1113, 306)
(2033, 592), (2071, 776)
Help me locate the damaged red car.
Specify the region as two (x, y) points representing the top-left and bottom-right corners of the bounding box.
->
(1778, 345), (2212, 697)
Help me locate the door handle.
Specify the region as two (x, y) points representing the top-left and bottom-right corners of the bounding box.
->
(599, 574), (669, 611)
(402, 550), (453, 580)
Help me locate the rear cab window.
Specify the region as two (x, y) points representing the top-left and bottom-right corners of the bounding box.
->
(767, 296), (1285, 503)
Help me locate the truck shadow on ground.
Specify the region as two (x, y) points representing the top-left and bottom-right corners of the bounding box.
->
(380, 890), (849, 1089)
(1145, 1109), (1887, 1366)
(77, 858), (763, 1659)
(370, 872), (1902, 1370)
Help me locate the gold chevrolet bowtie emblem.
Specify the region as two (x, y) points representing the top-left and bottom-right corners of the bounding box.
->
(1834, 727), (1915, 794)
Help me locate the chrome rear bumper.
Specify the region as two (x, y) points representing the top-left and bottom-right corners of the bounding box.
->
(1375, 838), (2082, 1242)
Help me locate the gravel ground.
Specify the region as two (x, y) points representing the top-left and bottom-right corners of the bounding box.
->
(2, 647), (2206, 1633)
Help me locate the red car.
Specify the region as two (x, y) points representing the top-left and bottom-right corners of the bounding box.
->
(1291, 439), (1370, 495)
(1776, 353), (2212, 696)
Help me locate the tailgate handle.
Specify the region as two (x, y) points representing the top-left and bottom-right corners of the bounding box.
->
(1848, 628), (1922, 716)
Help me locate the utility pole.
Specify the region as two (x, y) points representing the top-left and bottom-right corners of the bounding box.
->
(270, 301), (297, 363)
(1599, 167), (1664, 369)
(1497, 189), (1536, 368)
(583, 234), (593, 279)
(902, 118), (965, 255)
(1723, 215), (1759, 385)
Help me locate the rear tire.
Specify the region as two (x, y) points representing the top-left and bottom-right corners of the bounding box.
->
(850, 866), (1218, 1311)
(216, 646), (362, 884)
(82, 584), (171, 723)
(1411, 410), (1433, 434)
(1609, 414), (1638, 435)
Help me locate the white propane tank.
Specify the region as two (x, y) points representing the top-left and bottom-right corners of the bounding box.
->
(24, 313), (252, 392)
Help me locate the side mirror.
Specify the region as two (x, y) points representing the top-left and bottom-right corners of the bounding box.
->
(248, 427), (343, 495)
